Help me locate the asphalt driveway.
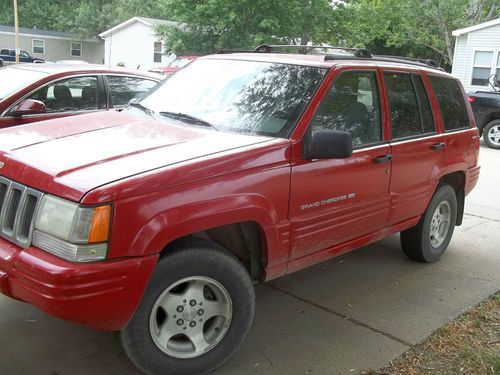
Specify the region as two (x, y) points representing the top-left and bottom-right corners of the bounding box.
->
(1, 143), (498, 375)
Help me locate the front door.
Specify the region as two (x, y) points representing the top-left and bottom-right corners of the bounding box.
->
(289, 69), (392, 261)
(0, 75), (104, 129)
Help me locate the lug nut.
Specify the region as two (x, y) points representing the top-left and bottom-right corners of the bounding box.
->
(189, 321), (196, 327)
(176, 306), (184, 312)
(176, 319), (184, 326)
(197, 309), (204, 316)
(189, 299), (196, 307)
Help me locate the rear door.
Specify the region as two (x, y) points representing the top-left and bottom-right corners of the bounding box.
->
(383, 70), (445, 224)
(289, 68), (392, 261)
(104, 75), (158, 109)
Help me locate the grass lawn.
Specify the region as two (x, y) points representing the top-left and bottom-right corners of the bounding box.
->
(366, 292), (499, 375)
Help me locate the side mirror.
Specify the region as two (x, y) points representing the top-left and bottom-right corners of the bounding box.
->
(10, 99), (47, 117)
(494, 75), (500, 88)
(303, 130), (353, 160)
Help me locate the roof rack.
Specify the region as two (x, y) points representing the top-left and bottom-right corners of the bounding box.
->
(216, 44), (372, 58)
(324, 53), (443, 70)
(216, 44), (443, 70)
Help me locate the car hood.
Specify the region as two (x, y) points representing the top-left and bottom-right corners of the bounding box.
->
(0, 111), (273, 201)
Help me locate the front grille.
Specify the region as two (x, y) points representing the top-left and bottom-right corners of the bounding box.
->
(0, 176), (43, 248)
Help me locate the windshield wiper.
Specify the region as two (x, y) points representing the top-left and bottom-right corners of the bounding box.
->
(129, 102), (155, 116)
(159, 111), (218, 131)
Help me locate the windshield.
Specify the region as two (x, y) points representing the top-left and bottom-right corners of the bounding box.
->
(140, 59), (326, 137)
(169, 58), (194, 68)
(0, 67), (46, 100)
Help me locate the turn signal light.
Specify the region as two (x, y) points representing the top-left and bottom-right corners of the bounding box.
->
(89, 205), (111, 243)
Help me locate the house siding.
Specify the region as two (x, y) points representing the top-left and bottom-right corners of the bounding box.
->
(452, 23), (500, 92)
(102, 21), (173, 70)
(0, 33), (103, 63)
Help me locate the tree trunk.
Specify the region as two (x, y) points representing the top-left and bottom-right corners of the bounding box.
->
(444, 30), (453, 65)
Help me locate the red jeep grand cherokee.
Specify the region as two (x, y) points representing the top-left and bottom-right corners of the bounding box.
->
(0, 46), (480, 375)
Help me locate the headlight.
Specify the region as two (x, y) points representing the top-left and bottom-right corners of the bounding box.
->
(33, 195), (111, 262)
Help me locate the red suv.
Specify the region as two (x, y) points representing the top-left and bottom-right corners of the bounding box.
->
(0, 46), (480, 375)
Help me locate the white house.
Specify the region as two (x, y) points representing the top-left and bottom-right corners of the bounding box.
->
(0, 25), (103, 63)
(452, 18), (500, 92)
(99, 17), (177, 70)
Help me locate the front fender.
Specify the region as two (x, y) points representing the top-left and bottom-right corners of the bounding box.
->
(131, 194), (281, 256)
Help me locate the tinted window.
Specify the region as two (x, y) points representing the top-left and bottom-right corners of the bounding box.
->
(28, 76), (98, 113)
(384, 72), (421, 139)
(385, 73), (436, 138)
(107, 76), (157, 107)
(429, 76), (469, 131)
(413, 75), (435, 133)
(309, 70), (381, 146)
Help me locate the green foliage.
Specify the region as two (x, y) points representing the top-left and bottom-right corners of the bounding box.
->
(0, 0), (499, 67)
(0, 0), (171, 38)
(340, 0), (500, 68)
(155, 0), (342, 54)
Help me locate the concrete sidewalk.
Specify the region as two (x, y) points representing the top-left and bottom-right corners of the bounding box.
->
(1, 143), (498, 375)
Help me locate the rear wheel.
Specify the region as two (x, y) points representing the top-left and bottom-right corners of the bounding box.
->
(121, 239), (255, 375)
(400, 184), (457, 262)
(483, 120), (500, 149)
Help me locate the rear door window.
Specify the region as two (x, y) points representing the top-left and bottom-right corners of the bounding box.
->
(384, 72), (435, 139)
(106, 76), (157, 107)
(310, 70), (382, 147)
(429, 76), (470, 131)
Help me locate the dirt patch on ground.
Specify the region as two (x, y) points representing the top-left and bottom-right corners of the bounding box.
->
(366, 292), (499, 375)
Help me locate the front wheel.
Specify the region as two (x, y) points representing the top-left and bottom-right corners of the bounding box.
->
(121, 239), (255, 375)
(483, 120), (500, 149)
(400, 184), (457, 262)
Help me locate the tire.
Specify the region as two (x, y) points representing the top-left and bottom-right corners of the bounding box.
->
(482, 120), (500, 149)
(400, 184), (457, 262)
(120, 239), (255, 375)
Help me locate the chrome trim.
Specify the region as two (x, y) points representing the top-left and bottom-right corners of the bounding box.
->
(0, 176), (44, 248)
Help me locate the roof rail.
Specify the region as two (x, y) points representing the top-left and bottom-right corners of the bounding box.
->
(253, 44), (373, 57)
(216, 44), (372, 57)
(324, 53), (443, 70)
(375, 55), (440, 67)
(215, 44), (442, 70)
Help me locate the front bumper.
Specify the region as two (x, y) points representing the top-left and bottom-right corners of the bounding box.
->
(0, 237), (158, 330)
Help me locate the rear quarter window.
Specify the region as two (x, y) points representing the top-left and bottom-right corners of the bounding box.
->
(429, 76), (470, 131)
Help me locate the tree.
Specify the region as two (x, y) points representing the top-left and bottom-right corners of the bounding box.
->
(155, 0), (342, 55)
(340, 0), (500, 68)
(0, 0), (171, 38)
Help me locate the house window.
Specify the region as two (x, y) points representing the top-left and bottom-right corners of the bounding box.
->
(154, 42), (162, 63)
(32, 39), (45, 54)
(471, 51), (493, 86)
(71, 42), (82, 57)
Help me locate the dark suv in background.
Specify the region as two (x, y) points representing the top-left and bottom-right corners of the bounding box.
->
(0, 48), (44, 66)
(468, 74), (500, 149)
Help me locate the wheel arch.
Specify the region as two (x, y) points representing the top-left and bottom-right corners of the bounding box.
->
(437, 171), (465, 226)
(163, 221), (266, 282)
(125, 198), (282, 282)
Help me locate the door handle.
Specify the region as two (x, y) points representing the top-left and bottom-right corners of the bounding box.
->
(431, 142), (445, 150)
(372, 154), (392, 164)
